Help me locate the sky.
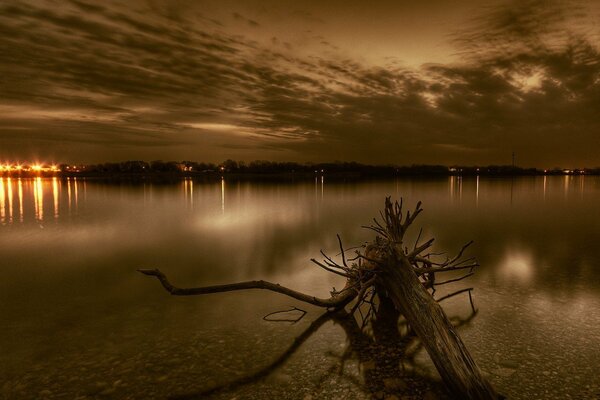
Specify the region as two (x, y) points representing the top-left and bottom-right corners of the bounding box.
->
(1, 0), (599, 167)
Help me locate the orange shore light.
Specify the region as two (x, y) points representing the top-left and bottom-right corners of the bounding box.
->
(0, 162), (63, 174)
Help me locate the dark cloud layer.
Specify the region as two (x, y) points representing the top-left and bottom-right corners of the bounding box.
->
(0, 0), (599, 166)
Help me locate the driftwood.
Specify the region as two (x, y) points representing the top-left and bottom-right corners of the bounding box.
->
(367, 199), (497, 399)
(139, 197), (499, 399)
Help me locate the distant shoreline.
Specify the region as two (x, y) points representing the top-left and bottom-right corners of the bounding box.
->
(1, 169), (598, 181)
(1, 160), (598, 179)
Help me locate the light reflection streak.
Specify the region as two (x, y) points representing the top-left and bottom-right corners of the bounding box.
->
(0, 177), (5, 223)
(476, 176), (479, 207)
(189, 179), (194, 209)
(543, 175), (547, 201)
(221, 178), (225, 214)
(183, 178), (194, 209)
(321, 175), (324, 200)
(34, 177), (44, 221)
(18, 179), (23, 222)
(71, 177), (79, 214)
(7, 178), (13, 222)
(74, 177), (79, 210)
(53, 177), (59, 218)
(67, 178), (72, 215)
(449, 176), (462, 202)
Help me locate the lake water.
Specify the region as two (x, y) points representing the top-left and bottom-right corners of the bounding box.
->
(1, 176), (599, 399)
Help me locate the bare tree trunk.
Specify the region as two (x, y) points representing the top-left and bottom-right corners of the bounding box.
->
(378, 254), (497, 399)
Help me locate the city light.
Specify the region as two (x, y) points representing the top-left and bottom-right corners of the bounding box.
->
(0, 162), (63, 174)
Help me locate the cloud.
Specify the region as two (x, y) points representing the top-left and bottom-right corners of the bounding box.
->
(0, 0), (599, 166)
(232, 12), (260, 27)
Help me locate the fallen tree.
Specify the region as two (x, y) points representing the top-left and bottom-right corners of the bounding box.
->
(139, 197), (499, 399)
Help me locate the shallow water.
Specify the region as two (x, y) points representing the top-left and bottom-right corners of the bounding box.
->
(1, 176), (599, 399)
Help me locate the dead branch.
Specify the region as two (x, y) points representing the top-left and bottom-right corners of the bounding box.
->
(349, 276), (377, 316)
(408, 238), (435, 259)
(310, 258), (351, 278)
(336, 234), (349, 268)
(415, 263), (479, 275)
(434, 272), (475, 286)
(137, 268), (357, 309)
(436, 287), (474, 303)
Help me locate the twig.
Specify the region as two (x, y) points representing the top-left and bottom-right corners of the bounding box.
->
(436, 287), (474, 303)
(413, 228), (423, 251)
(415, 263), (479, 275)
(434, 272), (475, 286)
(349, 276), (377, 315)
(336, 234), (349, 268)
(311, 258), (351, 278)
(408, 238), (435, 259)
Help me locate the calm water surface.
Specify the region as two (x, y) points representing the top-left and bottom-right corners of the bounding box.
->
(1, 176), (599, 399)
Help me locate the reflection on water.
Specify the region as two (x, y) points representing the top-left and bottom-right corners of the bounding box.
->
(498, 247), (534, 282)
(449, 175), (463, 202)
(7, 178), (13, 222)
(314, 175), (325, 202)
(0, 177), (82, 224)
(53, 178), (59, 219)
(67, 177), (72, 214)
(1, 176), (600, 399)
(0, 178), (4, 222)
(476, 175), (479, 207)
(543, 175), (547, 200)
(74, 177), (79, 210)
(34, 177), (43, 221)
(183, 178), (194, 210)
(17, 179), (23, 223)
(221, 177), (225, 213)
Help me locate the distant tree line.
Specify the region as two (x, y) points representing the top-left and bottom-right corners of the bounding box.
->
(72, 160), (453, 176)
(51, 160), (600, 177)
